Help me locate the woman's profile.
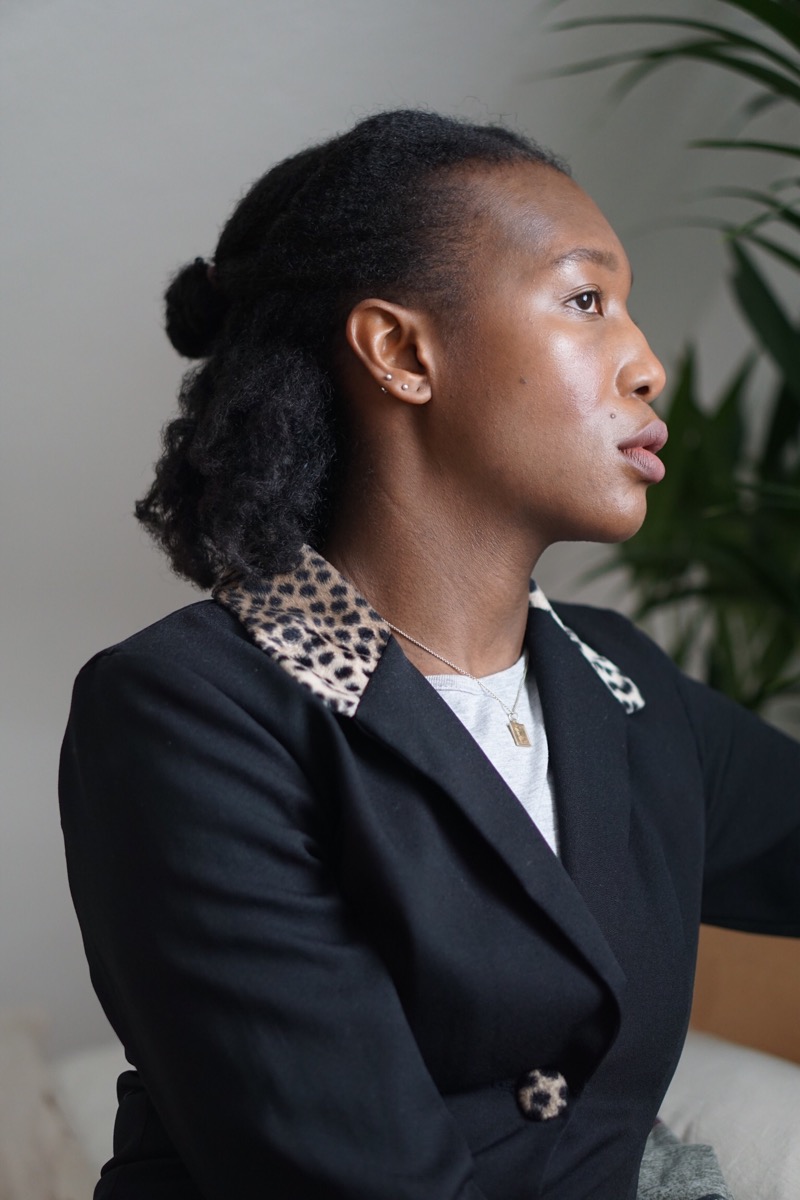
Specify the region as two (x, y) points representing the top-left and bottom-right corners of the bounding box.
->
(59, 109), (800, 1199)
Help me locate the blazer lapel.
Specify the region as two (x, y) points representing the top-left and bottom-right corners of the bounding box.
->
(214, 545), (639, 1008)
(355, 636), (627, 1005)
(526, 606), (633, 947)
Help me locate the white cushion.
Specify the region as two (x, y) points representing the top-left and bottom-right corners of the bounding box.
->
(660, 1031), (800, 1200)
(51, 1039), (128, 1173)
(0, 1010), (95, 1200)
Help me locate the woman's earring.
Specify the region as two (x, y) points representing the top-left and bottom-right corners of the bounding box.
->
(383, 373), (393, 380)
(401, 384), (409, 391)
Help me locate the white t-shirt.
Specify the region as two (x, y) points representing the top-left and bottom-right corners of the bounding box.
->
(426, 655), (559, 856)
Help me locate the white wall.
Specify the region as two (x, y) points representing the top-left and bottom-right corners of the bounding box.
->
(1, 0), (782, 1054)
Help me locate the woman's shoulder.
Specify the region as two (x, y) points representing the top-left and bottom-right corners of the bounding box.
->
(548, 598), (672, 671)
(93, 597), (246, 659)
(72, 597), (302, 716)
(544, 597), (694, 715)
(80, 598), (247, 672)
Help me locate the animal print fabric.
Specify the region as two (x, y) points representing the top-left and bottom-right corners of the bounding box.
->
(529, 581), (645, 714)
(213, 547), (390, 717)
(214, 545), (645, 718)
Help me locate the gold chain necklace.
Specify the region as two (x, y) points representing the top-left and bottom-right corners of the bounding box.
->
(385, 622), (532, 747)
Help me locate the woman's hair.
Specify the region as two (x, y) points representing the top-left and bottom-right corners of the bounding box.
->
(136, 109), (567, 587)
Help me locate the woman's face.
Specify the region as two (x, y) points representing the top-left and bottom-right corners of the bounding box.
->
(425, 162), (667, 549)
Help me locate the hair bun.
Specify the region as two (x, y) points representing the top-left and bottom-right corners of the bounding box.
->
(164, 257), (227, 358)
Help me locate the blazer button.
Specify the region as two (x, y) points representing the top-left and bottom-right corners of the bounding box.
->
(516, 1068), (569, 1121)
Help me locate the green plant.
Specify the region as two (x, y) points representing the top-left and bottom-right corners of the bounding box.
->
(549, 0), (800, 714)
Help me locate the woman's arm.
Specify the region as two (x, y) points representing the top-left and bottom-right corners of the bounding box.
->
(676, 671), (800, 936)
(59, 647), (487, 1200)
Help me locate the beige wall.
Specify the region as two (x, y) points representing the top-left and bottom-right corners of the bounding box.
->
(1, 0), (787, 1054)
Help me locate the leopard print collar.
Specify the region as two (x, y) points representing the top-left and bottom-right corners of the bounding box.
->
(213, 545), (644, 718)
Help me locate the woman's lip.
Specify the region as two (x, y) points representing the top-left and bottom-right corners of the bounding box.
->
(617, 418), (669, 454)
(619, 445), (666, 483)
(617, 417), (668, 483)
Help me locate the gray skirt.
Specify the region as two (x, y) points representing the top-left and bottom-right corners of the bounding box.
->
(637, 1121), (733, 1200)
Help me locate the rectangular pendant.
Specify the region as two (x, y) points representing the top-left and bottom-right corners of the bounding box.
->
(508, 719), (531, 747)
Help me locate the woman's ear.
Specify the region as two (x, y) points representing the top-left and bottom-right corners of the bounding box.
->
(345, 298), (433, 404)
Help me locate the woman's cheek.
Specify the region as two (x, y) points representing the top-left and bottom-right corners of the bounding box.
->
(544, 336), (607, 417)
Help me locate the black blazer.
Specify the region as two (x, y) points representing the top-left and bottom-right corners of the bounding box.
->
(59, 548), (800, 1200)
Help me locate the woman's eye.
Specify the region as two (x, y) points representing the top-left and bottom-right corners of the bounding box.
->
(569, 290), (602, 314)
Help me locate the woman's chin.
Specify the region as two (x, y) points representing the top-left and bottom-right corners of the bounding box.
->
(573, 499), (649, 546)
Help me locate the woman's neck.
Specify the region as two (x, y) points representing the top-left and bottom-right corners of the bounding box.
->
(322, 486), (542, 678)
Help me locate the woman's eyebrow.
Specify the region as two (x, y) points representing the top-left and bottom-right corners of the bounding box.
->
(548, 246), (634, 288)
(549, 247), (621, 272)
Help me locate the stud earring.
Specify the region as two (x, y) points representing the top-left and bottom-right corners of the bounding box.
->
(401, 384), (409, 391)
(383, 373), (393, 380)
(380, 386), (387, 393)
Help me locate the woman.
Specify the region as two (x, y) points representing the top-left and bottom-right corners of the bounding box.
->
(59, 109), (800, 1199)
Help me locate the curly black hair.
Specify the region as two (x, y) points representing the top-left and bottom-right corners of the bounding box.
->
(135, 109), (568, 587)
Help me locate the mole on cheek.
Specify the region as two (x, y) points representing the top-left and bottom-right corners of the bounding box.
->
(519, 377), (528, 385)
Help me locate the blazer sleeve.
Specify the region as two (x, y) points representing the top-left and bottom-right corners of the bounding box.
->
(59, 648), (488, 1200)
(675, 671), (800, 936)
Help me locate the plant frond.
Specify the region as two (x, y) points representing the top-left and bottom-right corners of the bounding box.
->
(550, 14), (800, 79)
(729, 241), (800, 405)
(691, 138), (800, 160)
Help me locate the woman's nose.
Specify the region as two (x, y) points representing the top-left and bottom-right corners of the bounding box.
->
(618, 328), (667, 406)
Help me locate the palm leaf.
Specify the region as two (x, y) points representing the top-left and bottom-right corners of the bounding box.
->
(548, 41), (800, 105)
(699, 186), (800, 236)
(550, 14), (800, 79)
(620, 48), (800, 107)
(738, 90), (789, 125)
(728, 242), (800, 405)
(691, 138), (800, 160)
(683, 220), (800, 272)
(722, 0), (800, 49)
(758, 380), (800, 477)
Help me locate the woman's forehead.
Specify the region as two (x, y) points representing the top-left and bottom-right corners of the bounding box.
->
(465, 162), (627, 274)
